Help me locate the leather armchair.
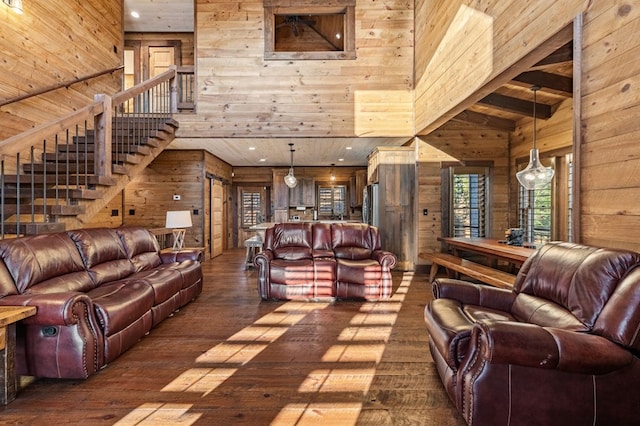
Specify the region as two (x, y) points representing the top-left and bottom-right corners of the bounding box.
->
(424, 241), (640, 425)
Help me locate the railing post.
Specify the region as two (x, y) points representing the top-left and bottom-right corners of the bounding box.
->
(93, 94), (112, 177)
(169, 65), (178, 114)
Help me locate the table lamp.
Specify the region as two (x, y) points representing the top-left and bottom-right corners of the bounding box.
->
(165, 210), (192, 250)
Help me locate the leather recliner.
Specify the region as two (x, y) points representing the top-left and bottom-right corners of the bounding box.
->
(424, 241), (640, 425)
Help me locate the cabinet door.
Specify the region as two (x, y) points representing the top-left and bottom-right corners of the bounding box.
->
(273, 169), (289, 210)
(302, 178), (315, 206)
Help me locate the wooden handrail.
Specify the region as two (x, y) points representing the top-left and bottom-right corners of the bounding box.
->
(111, 67), (177, 105)
(0, 66), (124, 108)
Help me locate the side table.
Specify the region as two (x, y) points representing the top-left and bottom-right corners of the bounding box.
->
(1, 306), (37, 404)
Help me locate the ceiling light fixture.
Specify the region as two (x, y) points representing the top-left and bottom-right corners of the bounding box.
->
(131, 10), (140, 19)
(284, 143), (297, 188)
(516, 85), (555, 190)
(330, 163), (336, 181)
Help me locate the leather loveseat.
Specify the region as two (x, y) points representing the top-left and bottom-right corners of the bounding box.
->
(254, 222), (397, 300)
(424, 241), (640, 425)
(0, 226), (203, 379)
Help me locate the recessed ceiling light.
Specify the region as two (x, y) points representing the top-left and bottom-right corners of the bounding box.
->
(338, 158), (344, 162)
(131, 11), (140, 19)
(249, 147), (256, 150)
(346, 146), (352, 150)
(259, 158), (266, 162)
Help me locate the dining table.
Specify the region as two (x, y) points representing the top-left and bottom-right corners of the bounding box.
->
(437, 236), (537, 270)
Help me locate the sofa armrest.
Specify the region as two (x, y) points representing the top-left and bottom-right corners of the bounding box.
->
(0, 292), (93, 326)
(468, 320), (634, 374)
(160, 248), (203, 263)
(432, 278), (515, 312)
(372, 250), (397, 269)
(254, 250), (274, 299)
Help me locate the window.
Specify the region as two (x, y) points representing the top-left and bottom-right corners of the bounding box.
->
(449, 167), (490, 237)
(264, 0), (355, 60)
(241, 191), (262, 227)
(318, 185), (346, 218)
(517, 151), (573, 243)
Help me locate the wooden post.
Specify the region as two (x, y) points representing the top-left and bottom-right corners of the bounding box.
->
(93, 94), (112, 178)
(169, 65), (178, 114)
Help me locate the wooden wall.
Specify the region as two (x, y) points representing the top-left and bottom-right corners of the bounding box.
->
(177, 0), (414, 138)
(416, 124), (509, 262)
(414, 0), (587, 135)
(579, 2), (640, 251)
(0, 1), (123, 139)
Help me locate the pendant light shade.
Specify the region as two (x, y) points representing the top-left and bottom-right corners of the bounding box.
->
(516, 86), (555, 190)
(284, 143), (297, 188)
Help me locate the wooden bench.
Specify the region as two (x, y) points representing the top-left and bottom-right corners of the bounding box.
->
(419, 252), (516, 289)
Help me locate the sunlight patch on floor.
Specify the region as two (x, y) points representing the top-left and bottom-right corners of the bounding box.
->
(270, 403), (362, 425)
(114, 403), (201, 425)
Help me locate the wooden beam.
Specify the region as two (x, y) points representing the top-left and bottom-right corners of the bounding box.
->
(478, 93), (552, 119)
(533, 41), (573, 66)
(452, 110), (516, 132)
(512, 71), (573, 95)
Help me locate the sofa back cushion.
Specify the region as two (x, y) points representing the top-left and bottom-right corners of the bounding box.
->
(514, 242), (640, 337)
(0, 232), (93, 294)
(67, 228), (135, 285)
(312, 223), (333, 258)
(331, 223), (379, 260)
(115, 227), (162, 271)
(269, 223), (313, 260)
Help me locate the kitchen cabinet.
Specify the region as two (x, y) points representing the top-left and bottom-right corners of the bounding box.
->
(272, 169), (289, 221)
(289, 177), (315, 207)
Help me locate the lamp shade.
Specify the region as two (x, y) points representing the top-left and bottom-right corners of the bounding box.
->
(165, 210), (192, 229)
(284, 169), (297, 188)
(516, 148), (555, 190)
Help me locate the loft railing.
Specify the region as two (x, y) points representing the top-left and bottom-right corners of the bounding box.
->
(0, 66), (183, 239)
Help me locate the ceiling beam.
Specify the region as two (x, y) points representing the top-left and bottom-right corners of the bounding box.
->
(512, 71), (573, 96)
(452, 110), (516, 132)
(533, 41), (573, 67)
(478, 93), (552, 119)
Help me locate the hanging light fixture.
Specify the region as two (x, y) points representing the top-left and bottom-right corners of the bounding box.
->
(330, 163), (336, 181)
(3, 0), (23, 14)
(516, 85), (555, 190)
(284, 143), (298, 188)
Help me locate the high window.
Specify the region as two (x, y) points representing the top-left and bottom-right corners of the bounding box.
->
(264, 0), (355, 60)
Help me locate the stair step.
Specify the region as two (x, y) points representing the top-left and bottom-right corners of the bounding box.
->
(2, 174), (117, 187)
(1, 187), (101, 200)
(43, 152), (142, 165)
(1, 222), (66, 236)
(59, 143), (152, 156)
(3, 204), (84, 216)
(23, 163), (128, 176)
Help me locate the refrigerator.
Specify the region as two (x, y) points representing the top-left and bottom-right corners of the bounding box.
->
(362, 183), (379, 227)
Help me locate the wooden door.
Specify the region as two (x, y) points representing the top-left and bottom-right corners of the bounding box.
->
(211, 179), (224, 258)
(148, 47), (174, 112)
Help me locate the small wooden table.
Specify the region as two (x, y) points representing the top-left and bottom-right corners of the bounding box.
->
(1, 306), (37, 404)
(438, 237), (536, 269)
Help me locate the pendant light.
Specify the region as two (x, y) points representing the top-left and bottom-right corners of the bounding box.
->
(284, 143), (298, 188)
(516, 86), (555, 190)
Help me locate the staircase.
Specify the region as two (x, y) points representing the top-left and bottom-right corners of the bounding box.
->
(0, 68), (183, 238)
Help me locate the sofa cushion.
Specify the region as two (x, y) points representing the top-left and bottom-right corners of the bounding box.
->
(269, 258), (315, 284)
(336, 258), (382, 283)
(89, 281), (155, 336)
(116, 227), (162, 271)
(67, 228), (135, 285)
(331, 223), (377, 260)
(271, 223), (313, 260)
(515, 242), (640, 330)
(0, 233), (93, 294)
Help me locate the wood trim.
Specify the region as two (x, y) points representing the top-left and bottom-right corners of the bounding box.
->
(572, 14), (582, 244)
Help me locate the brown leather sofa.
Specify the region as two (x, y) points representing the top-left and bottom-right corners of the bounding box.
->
(254, 222), (397, 300)
(0, 226), (203, 379)
(424, 241), (640, 425)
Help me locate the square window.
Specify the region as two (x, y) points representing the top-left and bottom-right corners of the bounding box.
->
(264, 2), (355, 60)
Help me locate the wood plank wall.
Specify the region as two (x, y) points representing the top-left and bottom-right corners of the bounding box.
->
(177, 0), (414, 138)
(416, 123), (509, 262)
(0, 0), (123, 139)
(579, 2), (640, 251)
(414, 0), (588, 135)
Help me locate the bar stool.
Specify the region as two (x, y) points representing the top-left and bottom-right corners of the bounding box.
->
(244, 235), (263, 269)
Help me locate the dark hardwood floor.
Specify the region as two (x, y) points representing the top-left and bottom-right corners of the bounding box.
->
(1, 249), (465, 425)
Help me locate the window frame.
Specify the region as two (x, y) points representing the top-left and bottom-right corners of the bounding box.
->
(442, 163), (492, 239)
(264, 1), (356, 61)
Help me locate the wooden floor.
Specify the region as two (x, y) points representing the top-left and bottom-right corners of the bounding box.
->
(0, 249), (466, 425)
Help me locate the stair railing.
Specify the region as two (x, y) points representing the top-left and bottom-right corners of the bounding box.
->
(0, 67), (180, 239)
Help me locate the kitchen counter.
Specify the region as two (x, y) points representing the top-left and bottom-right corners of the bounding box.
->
(249, 220), (362, 240)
